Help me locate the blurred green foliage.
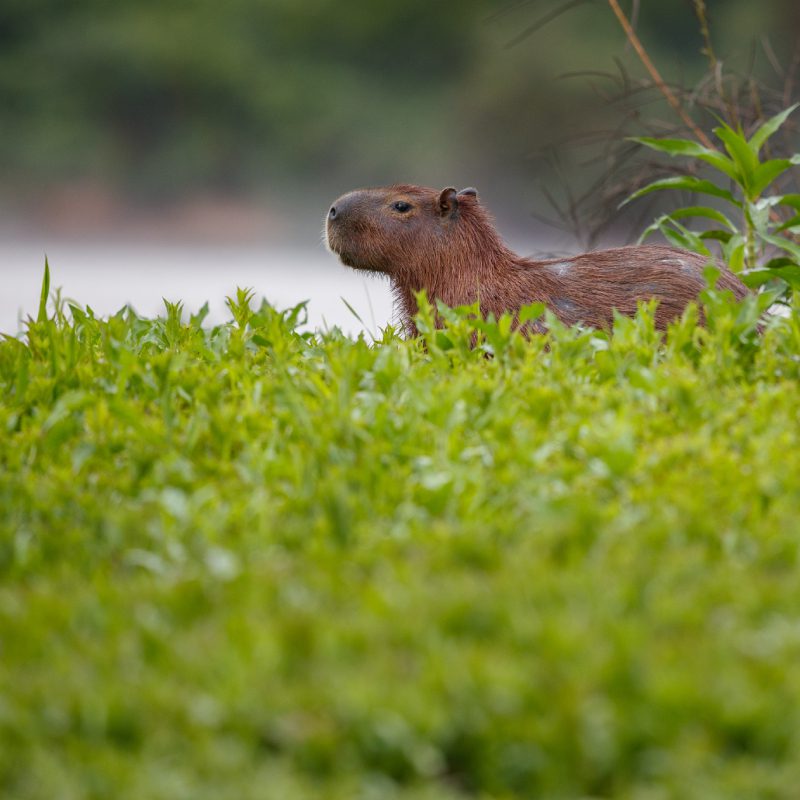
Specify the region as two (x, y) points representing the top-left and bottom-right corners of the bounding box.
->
(0, 0), (485, 195)
(0, 0), (796, 199)
(2, 278), (800, 797)
(629, 105), (800, 300)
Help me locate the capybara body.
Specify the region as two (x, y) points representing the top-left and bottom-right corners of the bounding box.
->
(325, 184), (748, 335)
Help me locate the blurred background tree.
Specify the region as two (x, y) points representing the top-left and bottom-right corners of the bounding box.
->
(0, 0), (797, 234)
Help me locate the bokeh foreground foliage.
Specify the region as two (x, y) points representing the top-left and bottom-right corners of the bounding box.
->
(2, 283), (800, 798)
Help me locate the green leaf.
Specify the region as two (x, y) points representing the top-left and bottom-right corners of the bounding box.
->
(765, 257), (798, 270)
(656, 220), (712, 256)
(740, 270), (775, 288)
(660, 227), (691, 250)
(633, 136), (715, 157)
(760, 232), (800, 262)
(37, 257), (51, 324)
(622, 177), (738, 207)
(637, 213), (723, 252)
(776, 194), (800, 212)
(750, 159), (794, 197)
(434, 331), (454, 351)
(340, 297), (366, 327)
(661, 205), (737, 231)
(699, 230), (733, 243)
(632, 136), (737, 181)
(637, 218), (665, 244)
(713, 124), (758, 191)
(775, 214), (800, 233)
(518, 302), (546, 325)
(746, 265), (800, 290)
(724, 239), (746, 273)
(749, 104), (799, 153)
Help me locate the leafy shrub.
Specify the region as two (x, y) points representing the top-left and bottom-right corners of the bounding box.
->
(2, 272), (800, 798)
(627, 105), (800, 302)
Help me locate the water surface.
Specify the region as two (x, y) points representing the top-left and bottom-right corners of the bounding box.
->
(1, 241), (395, 337)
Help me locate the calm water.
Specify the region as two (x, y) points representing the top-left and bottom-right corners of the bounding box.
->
(0, 240), (395, 337)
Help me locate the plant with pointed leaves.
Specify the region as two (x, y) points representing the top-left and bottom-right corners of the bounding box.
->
(624, 105), (800, 301)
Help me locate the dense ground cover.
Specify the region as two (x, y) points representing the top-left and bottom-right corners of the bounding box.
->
(2, 281), (800, 798)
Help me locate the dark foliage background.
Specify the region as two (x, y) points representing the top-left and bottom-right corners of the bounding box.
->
(1, 0), (797, 231)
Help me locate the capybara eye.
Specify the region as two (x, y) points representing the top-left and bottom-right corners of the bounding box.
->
(392, 201), (411, 213)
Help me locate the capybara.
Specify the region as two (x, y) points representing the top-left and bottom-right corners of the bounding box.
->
(325, 184), (748, 335)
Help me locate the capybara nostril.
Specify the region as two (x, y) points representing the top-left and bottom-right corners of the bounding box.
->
(329, 206), (337, 221)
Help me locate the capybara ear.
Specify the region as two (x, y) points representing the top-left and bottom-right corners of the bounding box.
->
(457, 187), (478, 199)
(438, 187), (458, 217)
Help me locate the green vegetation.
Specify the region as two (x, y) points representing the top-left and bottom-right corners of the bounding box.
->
(0, 0), (483, 194)
(3, 4), (799, 794)
(1, 0), (794, 198)
(2, 269), (800, 798)
(629, 104), (800, 299)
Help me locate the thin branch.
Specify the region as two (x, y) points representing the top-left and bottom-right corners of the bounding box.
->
(693, 0), (717, 67)
(760, 34), (784, 78)
(485, 0), (539, 24)
(783, 39), (800, 108)
(606, 0), (716, 149)
(505, 0), (594, 48)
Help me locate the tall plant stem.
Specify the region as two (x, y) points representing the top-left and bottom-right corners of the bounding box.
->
(606, 0), (716, 150)
(692, 0), (739, 126)
(744, 205), (757, 270)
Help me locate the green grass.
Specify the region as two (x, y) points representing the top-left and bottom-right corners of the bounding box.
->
(2, 279), (800, 799)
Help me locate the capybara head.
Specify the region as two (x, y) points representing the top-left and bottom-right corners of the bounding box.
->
(325, 184), (504, 279)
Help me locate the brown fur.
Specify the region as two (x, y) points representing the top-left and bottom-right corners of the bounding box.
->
(325, 183), (748, 335)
